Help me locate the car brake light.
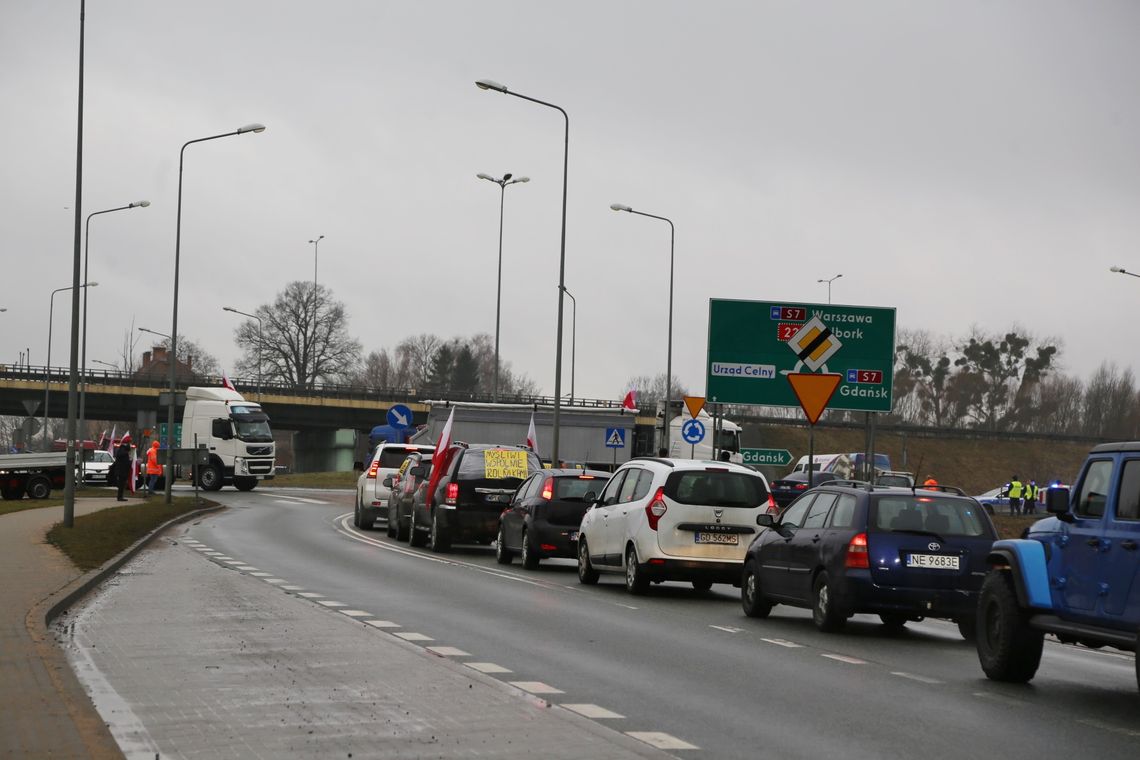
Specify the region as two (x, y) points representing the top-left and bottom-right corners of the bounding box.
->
(578, 474), (596, 479)
(367, 460), (380, 479)
(541, 544), (558, 552)
(446, 482), (459, 505)
(846, 532), (869, 569)
(541, 477), (554, 500)
(645, 487), (668, 530)
(795, 483), (807, 490)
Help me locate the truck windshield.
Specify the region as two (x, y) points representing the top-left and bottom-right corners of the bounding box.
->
(230, 407), (272, 442)
(716, 429), (740, 453)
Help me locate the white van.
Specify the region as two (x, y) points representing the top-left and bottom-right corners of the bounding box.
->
(788, 454), (840, 475)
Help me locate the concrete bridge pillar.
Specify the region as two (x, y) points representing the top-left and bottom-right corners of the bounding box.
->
(294, 428), (356, 473)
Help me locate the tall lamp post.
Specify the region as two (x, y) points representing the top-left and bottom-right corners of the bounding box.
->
(79, 201), (149, 461)
(561, 286), (576, 404)
(817, 273), (842, 304)
(1109, 266), (1140, 280)
(477, 172), (530, 401)
(611, 203), (675, 454)
(309, 235), (325, 288)
(476, 78), (570, 464)
(223, 306), (263, 398)
(167, 123), (266, 505)
(44, 282), (97, 449)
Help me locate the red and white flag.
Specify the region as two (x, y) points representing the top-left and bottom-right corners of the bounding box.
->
(121, 432), (136, 494)
(424, 407), (456, 508)
(621, 389), (637, 410)
(222, 372), (236, 391)
(526, 412), (540, 459)
(105, 426), (117, 456)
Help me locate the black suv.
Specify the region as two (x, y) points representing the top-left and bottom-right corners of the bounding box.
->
(410, 443), (543, 553)
(742, 483), (998, 636)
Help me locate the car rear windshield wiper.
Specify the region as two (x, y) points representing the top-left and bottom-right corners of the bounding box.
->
(890, 528), (946, 542)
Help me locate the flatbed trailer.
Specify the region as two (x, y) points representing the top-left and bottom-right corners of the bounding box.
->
(0, 452), (69, 500)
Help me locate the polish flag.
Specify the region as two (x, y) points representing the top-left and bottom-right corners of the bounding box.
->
(424, 407), (456, 509)
(105, 426), (117, 456)
(120, 432), (136, 494)
(526, 412), (540, 459)
(222, 372), (236, 391)
(621, 389), (637, 410)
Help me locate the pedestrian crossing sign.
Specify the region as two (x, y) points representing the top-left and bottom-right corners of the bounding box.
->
(605, 428), (626, 449)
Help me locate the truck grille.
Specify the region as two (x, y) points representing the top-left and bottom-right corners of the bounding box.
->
(247, 446), (273, 456)
(247, 459), (275, 475)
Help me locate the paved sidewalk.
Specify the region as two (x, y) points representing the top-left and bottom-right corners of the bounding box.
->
(0, 499), (126, 759)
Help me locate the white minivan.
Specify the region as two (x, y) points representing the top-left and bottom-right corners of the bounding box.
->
(577, 458), (774, 594)
(355, 443), (435, 530)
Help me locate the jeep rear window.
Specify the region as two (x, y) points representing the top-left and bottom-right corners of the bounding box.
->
(871, 497), (990, 538)
(378, 449), (428, 468)
(554, 475), (609, 501)
(457, 449), (542, 481)
(663, 470), (768, 508)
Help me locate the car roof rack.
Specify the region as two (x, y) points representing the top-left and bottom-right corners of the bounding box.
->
(916, 484), (967, 496)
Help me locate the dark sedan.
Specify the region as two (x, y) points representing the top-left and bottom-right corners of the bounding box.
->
(770, 471), (840, 509)
(496, 469), (610, 569)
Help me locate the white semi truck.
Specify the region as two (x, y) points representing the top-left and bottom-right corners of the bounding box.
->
(180, 386), (275, 491)
(663, 408), (744, 463)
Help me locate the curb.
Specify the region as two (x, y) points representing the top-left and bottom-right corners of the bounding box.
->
(22, 501), (225, 760)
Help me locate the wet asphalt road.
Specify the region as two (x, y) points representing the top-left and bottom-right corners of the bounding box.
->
(177, 487), (1139, 759)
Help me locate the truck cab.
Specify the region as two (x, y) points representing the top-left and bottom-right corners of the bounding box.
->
(180, 386), (275, 492)
(664, 409), (743, 463)
(975, 441), (1140, 691)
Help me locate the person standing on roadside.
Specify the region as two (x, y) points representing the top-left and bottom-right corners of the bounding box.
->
(145, 440), (163, 497)
(113, 440), (132, 501)
(1024, 479), (1038, 515)
(1008, 476), (1023, 515)
(923, 475), (939, 487)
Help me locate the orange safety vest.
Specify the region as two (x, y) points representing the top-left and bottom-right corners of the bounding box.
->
(146, 445), (163, 475)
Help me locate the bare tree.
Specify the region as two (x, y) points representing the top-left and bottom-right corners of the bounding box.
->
(622, 373), (688, 412)
(233, 281), (362, 389)
(395, 333), (442, 388)
(1082, 362), (1138, 438)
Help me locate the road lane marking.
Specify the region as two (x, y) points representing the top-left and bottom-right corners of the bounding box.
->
(761, 638), (804, 648)
(709, 625), (744, 633)
(274, 500), (305, 506)
(509, 681), (565, 695)
(364, 620), (400, 629)
(297, 592), (324, 598)
(282, 585), (305, 591)
(203, 552), (224, 556)
(288, 496), (330, 505)
(234, 566), (259, 571)
(212, 556), (232, 560)
(263, 579), (286, 584)
(426, 646), (470, 657)
(821, 654), (866, 665)
(223, 560), (245, 565)
(891, 671), (943, 684)
(972, 691), (1027, 706)
(316, 600), (347, 608)
(615, 603), (639, 610)
(193, 547), (211, 551)
(562, 704), (624, 719)
(249, 572), (272, 577)
(626, 732), (699, 750)
(466, 662), (512, 674)
(394, 632), (433, 641)
(1078, 718), (1140, 738)
(339, 610), (372, 617)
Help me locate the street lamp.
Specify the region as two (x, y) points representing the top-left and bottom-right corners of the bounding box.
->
(1109, 266), (1140, 279)
(611, 203), (675, 454)
(43, 282), (97, 449)
(138, 326), (172, 341)
(168, 123), (266, 504)
(80, 200), (149, 459)
(309, 235), (325, 288)
(476, 78), (570, 464)
(817, 273), (843, 304)
(92, 359), (118, 370)
(477, 172), (530, 401)
(223, 306), (263, 398)
(561, 285), (576, 404)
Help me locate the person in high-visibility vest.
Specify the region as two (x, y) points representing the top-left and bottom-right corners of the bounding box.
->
(923, 475), (939, 487)
(1008, 476), (1023, 515)
(145, 440), (163, 498)
(1024, 480), (1038, 515)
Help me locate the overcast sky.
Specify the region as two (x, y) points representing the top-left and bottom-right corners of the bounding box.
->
(3, 1), (1139, 402)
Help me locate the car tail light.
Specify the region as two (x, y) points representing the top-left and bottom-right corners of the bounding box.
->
(541, 477), (554, 500)
(795, 483), (807, 490)
(645, 487), (668, 531)
(367, 460), (380, 479)
(846, 532), (869, 569)
(578, 474), (596, 479)
(446, 482), (459, 505)
(541, 543), (558, 552)
(766, 494), (779, 514)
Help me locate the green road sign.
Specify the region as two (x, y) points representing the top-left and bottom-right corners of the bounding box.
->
(158, 423), (183, 443)
(741, 448), (793, 467)
(706, 298), (896, 413)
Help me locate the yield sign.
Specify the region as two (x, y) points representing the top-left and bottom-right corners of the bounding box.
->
(683, 396), (706, 419)
(786, 373), (842, 425)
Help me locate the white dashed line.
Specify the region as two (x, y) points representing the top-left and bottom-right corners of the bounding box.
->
(509, 681), (564, 695)
(212, 556), (232, 560)
(249, 572), (272, 577)
(891, 671), (943, 685)
(297, 592), (323, 598)
(626, 732), (699, 750)
(393, 632), (433, 641)
(426, 646), (470, 657)
(364, 620), (400, 629)
(203, 552), (224, 556)
(223, 560), (244, 565)
(316, 600), (347, 608)
(615, 603), (639, 610)
(973, 691), (1027, 706)
(466, 662), (512, 674)
(1077, 718), (1140, 738)
(822, 654), (867, 665)
(194, 547), (211, 552)
(761, 638), (804, 648)
(262, 579), (286, 584)
(561, 703), (624, 719)
(282, 585), (304, 591)
(287, 496), (330, 505)
(339, 610), (372, 618)
(709, 625), (744, 633)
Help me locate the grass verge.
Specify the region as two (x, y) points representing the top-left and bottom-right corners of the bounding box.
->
(991, 513), (1050, 540)
(46, 497), (215, 571)
(0, 487), (121, 518)
(269, 471), (357, 489)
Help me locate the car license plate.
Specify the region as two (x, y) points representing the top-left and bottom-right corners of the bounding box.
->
(695, 533), (738, 545)
(906, 553), (959, 570)
(485, 494), (509, 504)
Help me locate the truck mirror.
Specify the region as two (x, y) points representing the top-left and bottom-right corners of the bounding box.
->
(211, 419), (232, 440)
(1045, 487), (1071, 515)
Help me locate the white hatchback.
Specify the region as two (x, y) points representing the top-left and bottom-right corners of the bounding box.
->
(577, 458), (774, 594)
(355, 443), (434, 530)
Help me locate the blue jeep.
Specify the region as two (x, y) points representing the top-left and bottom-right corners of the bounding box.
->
(975, 442), (1140, 691)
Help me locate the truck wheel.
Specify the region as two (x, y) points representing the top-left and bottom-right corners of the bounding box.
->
(233, 476), (257, 492)
(198, 463), (224, 492)
(976, 570), (1044, 683)
(26, 476), (52, 500)
(812, 572), (845, 632)
(429, 510), (451, 553)
(741, 560), (773, 618)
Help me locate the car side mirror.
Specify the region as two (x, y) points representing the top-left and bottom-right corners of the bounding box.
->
(583, 490), (597, 503)
(1046, 487), (1071, 515)
(756, 514), (775, 527)
(382, 476), (394, 488)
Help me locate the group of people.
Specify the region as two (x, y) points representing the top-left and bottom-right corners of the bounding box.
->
(1006, 476), (1040, 515)
(109, 438), (166, 501)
